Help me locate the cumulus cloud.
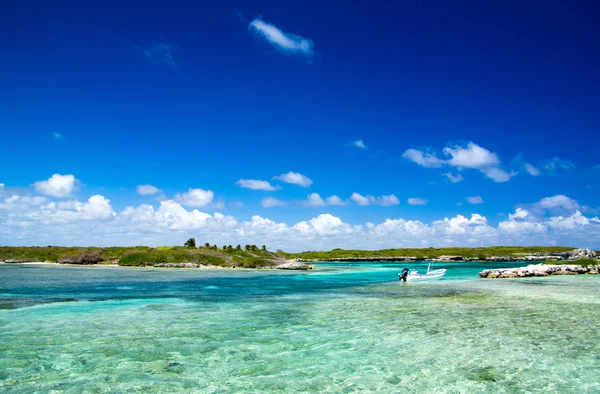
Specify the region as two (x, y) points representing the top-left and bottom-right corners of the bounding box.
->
(304, 193), (325, 207)
(482, 167), (517, 183)
(236, 179), (281, 191)
(33, 174), (78, 198)
(443, 143), (499, 169)
(303, 194), (345, 207)
(274, 171), (313, 187)
(404, 142), (516, 183)
(402, 149), (445, 168)
(498, 208), (546, 234)
(442, 172), (464, 183)
(537, 195), (580, 211)
(326, 195), (345, 206)
(249, 18), (314, 57)
(408, 198), (428, 205)
(466, 196), (484, 205)
(351, 193), (400, 206)
(2, 192), (599, 250)
(261, 197), (287, 208)
(174, 188), (214, 207)
(136, 184), (161, 196)
(352, 139), (367, 149)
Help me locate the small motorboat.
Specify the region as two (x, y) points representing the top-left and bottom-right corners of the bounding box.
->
(399, 263), (446, 282)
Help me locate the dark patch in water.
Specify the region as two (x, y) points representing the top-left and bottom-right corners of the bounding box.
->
(468, 366), (501, 382)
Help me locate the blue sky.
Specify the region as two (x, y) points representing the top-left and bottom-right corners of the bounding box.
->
(1, 0), (599, 250)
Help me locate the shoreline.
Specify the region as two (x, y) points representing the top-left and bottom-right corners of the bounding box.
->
(0, 261), (312, 271)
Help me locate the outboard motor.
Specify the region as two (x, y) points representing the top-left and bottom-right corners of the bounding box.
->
(398, 268), (409, 282)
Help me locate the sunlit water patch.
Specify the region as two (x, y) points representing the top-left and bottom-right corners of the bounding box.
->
(0, 263), (599, 392)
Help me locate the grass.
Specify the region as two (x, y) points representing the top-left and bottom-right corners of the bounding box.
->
(0, 246), (281, 268)
(285, 246), (575, 260)
(0, 245), (584, 267)
(543, 258), (598, 266)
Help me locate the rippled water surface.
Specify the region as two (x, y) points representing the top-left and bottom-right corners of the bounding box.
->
(1, 262), (599, 393)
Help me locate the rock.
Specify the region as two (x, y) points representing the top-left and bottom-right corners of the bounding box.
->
(479, 263), (595, 278)
(436, 255), (464, 261)
(276, 261), (313, 270)
(568, 248), (597, 260)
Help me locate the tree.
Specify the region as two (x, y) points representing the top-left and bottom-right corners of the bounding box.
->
(261, 245), (267, 251)
(236, 244), (242, 251)
(245, 245), (251, 251)
(184, 238), (196, 248)
(204, 242), (210, 249)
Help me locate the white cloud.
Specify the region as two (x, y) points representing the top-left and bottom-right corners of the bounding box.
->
(274, 171), (313, 187)
(352, 139), (367, 149)
(174, 188), (214, 207)
(547, 211), (590, 230)
(509, 208), (529, 220)
(6, 195), (115, 225)
(326, 195), (344, 206)
(402, 149), (445, 168)
(2, 193), (600, 250)
(33, 174), (77, 198)
(443, 142), (500, 169)
(466, 196), (484, 205)
(376, 195), (400, 206)
(236, 179), (280, 191)
(543, 157), (575, 171)
(498, 208), (546, 234)
(303, 194), (346, 207)
(351, 193), (400, 206)
(351, 192), (370, 206)
(261, 197), (287, 208)
(136, 184), (161, 196)
(442, 172), (464, 183)
(482, 167), (516, 183)
(524, 163), (540, 176)
(538, 195), (579, 211)
(408, 198), (428, 205)
(52, 132), (64, 139)
(249, 18), (314, 57)
(304, 193), (325, 207)
(309, 214), (353, 236)
(143, 43), (176, 67)
(404, 142), (516, 183)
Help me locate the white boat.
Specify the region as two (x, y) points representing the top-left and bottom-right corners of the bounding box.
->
(399, 263), (447, 282)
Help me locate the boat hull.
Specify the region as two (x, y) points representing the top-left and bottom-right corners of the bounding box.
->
(406, 268), (447, 282)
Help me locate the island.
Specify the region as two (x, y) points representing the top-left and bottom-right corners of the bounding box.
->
(1, 244), (598, 272)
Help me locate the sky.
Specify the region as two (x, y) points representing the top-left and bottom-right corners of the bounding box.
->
(1, 0), (600, 251)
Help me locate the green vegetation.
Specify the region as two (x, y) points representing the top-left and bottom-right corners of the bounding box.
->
(285, 246), (575, 260)
(0, 245), (280, 268)
(184, 238), (196, 248)
(544, 258), (598, 266)
(0, 245), (585, 269)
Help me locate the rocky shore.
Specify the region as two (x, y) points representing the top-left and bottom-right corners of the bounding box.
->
(479, 263), (599, 278)
(2, 259), (316, 270)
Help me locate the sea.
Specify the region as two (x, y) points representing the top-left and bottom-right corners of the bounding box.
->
(1, 262), (599, 393)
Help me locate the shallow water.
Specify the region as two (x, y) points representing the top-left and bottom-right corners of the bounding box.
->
(1, 262), (599, 393)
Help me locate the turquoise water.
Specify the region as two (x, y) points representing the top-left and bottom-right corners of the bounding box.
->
(1, 262), (599, 393)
